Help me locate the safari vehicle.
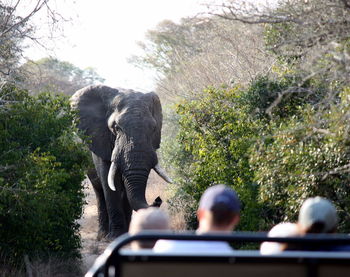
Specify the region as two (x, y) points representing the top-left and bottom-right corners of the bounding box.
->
(86, 232), (350, 277)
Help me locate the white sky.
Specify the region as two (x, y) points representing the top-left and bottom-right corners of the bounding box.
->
(25, 0), (210, 92)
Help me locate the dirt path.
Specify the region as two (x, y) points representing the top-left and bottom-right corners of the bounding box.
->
(78, 178), (109, 273)
(79, 171), (169, 273)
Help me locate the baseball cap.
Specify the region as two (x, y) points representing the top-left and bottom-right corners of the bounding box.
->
(199, 184), (241, 212)
(298, 196), (338, 233)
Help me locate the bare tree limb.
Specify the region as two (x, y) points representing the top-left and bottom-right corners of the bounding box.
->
(321, 163), (350, 180)
(0, 0), (48, 37)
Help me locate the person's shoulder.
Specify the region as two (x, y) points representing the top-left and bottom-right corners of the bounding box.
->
(153, 239), (186, 252)
(153, 240), (233, 253)
(193, 241), (234, 252)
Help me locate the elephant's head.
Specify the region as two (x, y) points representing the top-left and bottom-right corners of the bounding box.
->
(71, 85), (171, 211)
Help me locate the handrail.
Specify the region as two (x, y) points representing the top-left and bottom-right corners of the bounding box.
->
(85, 231), (350, 277)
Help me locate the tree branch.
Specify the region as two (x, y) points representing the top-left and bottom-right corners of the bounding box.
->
(0, 0), (48, 38)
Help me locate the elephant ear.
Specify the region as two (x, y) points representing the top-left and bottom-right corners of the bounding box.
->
(70, 85), (119, 160)
(146, 92), (163, 149)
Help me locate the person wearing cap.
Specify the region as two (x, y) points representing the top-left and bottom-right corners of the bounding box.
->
(298, 196), (338, 234)
(153, 184), (241, 253)
(297, 196), (350, 251)
(129, 207), (170, 250)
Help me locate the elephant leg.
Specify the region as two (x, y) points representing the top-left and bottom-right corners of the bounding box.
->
(103, 173), (128, 238)
(87, 168), (109, 240)
(91, 153), (127, 238)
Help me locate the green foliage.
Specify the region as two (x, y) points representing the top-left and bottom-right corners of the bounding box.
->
(0, 85), (90, 264)
(163, 73), (350, 233)
(264, 22), (298, 56)
(257, 0), (350, 230)
(160, 105), (193, 182)
(251, 88), (350, 232)
(152, 0), (350, 235)
(241, 75), (327, 120)
(166, 86), (265, 231)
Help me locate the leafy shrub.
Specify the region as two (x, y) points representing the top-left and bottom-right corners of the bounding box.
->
(241, 75), (327, 120)
(165, 86), (265, 231)
(251, 88), (350, 232)
(164, 75), (350, 233)
(0, 85), (90, 264)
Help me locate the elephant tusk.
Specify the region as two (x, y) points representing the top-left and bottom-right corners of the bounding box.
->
(154, 163), (173, 183)
(108, 161), (117, 191)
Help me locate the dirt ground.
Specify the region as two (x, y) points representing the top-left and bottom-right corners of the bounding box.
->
(78, 171), (169, 274)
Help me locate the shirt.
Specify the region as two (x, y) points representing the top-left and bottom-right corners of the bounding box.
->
(153, 239), (234, 253)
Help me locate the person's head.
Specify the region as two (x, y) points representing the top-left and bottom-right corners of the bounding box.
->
(197, 184), (241, 233)
(298, 196), (338, 234)
(260, 222), (300, 255)
(129, 207), (169, 249)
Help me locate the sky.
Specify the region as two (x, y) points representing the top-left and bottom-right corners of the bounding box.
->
(25, 0), (210, 92)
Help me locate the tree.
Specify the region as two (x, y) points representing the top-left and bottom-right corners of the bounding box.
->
(131, 16), (274, 100)
(19, 57), (105, 95)
(0, 0), (64, 82)
(209, 0), (350, 103)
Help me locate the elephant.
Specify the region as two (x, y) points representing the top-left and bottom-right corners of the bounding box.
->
(70, 85), (172, 239)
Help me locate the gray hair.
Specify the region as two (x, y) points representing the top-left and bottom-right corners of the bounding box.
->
(129, 207), (169, 249)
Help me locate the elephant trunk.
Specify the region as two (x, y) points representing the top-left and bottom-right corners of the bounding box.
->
(123, 170), (150, 211)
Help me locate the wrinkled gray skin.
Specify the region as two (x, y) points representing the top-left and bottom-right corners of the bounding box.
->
(71, 85), (171, 239)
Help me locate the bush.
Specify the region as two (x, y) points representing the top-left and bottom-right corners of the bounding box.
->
(241, 74), (329, 120)
(164, 75), (350, 233)
(165, 86), (265, 231)
(251, 88), (350, 232)
(0, 85), (90, 264)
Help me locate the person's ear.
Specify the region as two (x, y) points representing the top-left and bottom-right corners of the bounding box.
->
(231, 214), (240, 227)
(197, 209), (205, 220)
